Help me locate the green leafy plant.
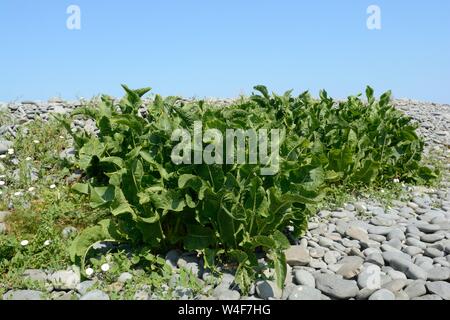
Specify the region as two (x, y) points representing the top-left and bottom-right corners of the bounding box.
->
(57, 85), (436, 293)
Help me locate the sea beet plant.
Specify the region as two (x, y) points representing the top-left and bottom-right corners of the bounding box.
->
(56, 85), (437, 293)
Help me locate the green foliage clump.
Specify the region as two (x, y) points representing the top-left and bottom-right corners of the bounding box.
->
(57, 85), (436, 292)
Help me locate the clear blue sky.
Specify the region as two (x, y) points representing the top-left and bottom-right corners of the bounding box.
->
(1, 0), (449, 102)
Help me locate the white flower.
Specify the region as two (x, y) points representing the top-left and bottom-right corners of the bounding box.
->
(49, 184), (56, 189)
(28, 187), (35, 192)
(14, 191), (23, 197)
(59, 135), (65, 139)
(393, 178), (400, 183)
(101, 263), (110, 272)
(26, 157), (32, 161)
(20, 240), (29, 246)
(33, 140), (40, 144)
(7, 149), (14, 155)
(85, 268), (94, 276)
(0, 181), (5, 186)
(0, 155), (6, 159)
(44, 240), (51, 246)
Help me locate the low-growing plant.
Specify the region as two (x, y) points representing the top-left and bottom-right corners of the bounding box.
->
(57, 85), (437, 293)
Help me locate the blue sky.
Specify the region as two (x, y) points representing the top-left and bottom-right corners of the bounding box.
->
(0, 0), (449, 102)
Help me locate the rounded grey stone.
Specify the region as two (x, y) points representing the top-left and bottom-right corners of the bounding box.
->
(80, 290), (110, 300)
(288, 286), (322, 300)
(368, 289), (395, 300)
(294, 270), (316, 288)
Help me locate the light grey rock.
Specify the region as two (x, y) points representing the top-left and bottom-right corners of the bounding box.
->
(382, 279), (408, 293)
(324, 251), (340, 265)
(118, 272), (133, 283)
(395, 290), (410, 300)
(80, 290), (110, 300)
(288, 286), (322, 300)
(3, 290), (44, 300)
(336, 256), (364, 279)
(346, 226), (369, 242)
(387, 229), (406, 241)
(356, 287), (377, 300)
(426, 281), (450, 300)
(426, 267), (450, 281)
(382, 251), (412, 264)
(368, 226), (392, 236)
(309, 247), (325, 259)
(424, 247), (444, 258)
(76, 280), (96, 295)
(403, 246), (423, 256)
(213, 286), (241, 300)
(412, 294), (443, 300)
(61, 226), (78, 239)
(417, 224), (441, 234)
(309, 259), (327, 269)
(386, 255), (428, 280)
(368, 289), (395, 300)
(50, 270), (80, 290)
(256, 281), (282, 300)
(404, 281), (427, 299)
(406, 237), (427, 249)
(315, 274), (359, 299)
(421, 233), (445, 243)
(357, 265), (381, 289)
(284, 246), (311, 266)
(387, 269), (407, 280)
(294, 270), (315, 288)
(22, 269), (47, 283)
(365, 252), (384, 267)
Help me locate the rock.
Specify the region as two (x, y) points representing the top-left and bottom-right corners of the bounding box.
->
(22, 269), (47, 283)
(284, 246), (311, 266)
(255, 281), (282, 300)
(288, 286), (322, 300)
(387, 229), (406, 241)
(213, 285), (241, 300)
(382, 251), (412, 264)
(426, 281), (450, 300)
(76, 280), (96, 295)
(50, 270), (80, 290)
(165, 249), (182, 268)
(318, 236), (334, 248)
(346, 226), (369, 242)
(426, 267), (450, 281)
(118, 272), (133, 283)
(412, 294), (443, 300)
(309, 247), (325, 259)
(336, 256), (364, 279)
(421, 233), (445, 243)
(384, 253), (427, 280)
(3, 290), (44, 300)
(365, 252), (385, 267)
(424, 247), (444, 258)
(324, 251), (340, 265)
(387, 269), (407, 280)
(309, 259), (328, 269)
(403, 246), (423, 256)
(368, 289), (395, 300)
(80, 290), (110, 300)
(294, 270), (315, 288)
(356, 287), (377, 300)
(406, 238), (427, 249)
(368, 226), (392, 236)
(417, 224), (441, 233)
(61, 226), (78, 239)
(0, 211), (11, 222)
(382, 279), (408, 293)
(315, 274), (359, 299)
(404, 281), (427, 299)
(357, 265), (381, 290)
